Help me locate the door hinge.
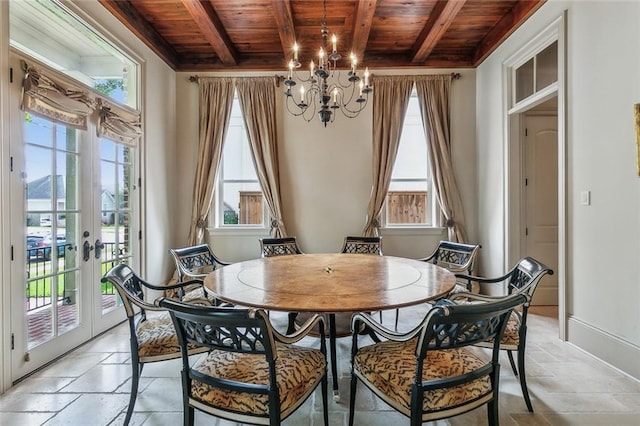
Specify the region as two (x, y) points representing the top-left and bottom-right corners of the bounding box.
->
(10, 156), (13, 172)
(10, 245), (14, 261)
(138, 177), (142, 188)
(9, 67), (13, 83)
(11, 333), (14, 350)
(525, 178), (528, 186)
(525, 128), (528, 136)
(138, 230), (142, 240)
(525, 228), (529, 236)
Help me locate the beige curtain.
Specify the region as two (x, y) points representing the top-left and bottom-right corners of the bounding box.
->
(20, 60), (94, 130)
(235, 77), (287, 237)
(186, 78), (235, 245)
(362, 75), (414, 236)
(415, 75), (468, 242)
(97, 99), (142, 147)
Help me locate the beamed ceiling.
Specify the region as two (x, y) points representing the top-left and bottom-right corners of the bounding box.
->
(99, 0), (546, 71)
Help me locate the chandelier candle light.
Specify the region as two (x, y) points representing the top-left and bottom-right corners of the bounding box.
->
(283, 0), (372, 126)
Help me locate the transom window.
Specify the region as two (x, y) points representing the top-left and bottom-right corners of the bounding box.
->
(214, 96), (266, 228)
(385, 90), (438, 227)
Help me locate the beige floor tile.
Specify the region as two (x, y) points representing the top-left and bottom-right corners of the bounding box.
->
(1, 306), (640, 425)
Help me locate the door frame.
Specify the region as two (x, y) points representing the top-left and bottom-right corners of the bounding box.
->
(0, 0), (10, 393)
(503, 12), (567, 340)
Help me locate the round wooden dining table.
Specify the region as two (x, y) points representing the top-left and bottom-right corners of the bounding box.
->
(203, 253), (456, 400)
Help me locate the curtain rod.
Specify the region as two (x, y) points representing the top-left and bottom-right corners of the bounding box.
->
(189, 72), (461, 84)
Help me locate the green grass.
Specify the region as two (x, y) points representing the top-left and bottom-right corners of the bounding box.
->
(26, 260), (116, 298)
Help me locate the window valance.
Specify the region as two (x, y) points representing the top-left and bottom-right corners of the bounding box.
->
(97, 99), (142, 147)
(21, 60), (94, 130)
(20, 59), (142, 146)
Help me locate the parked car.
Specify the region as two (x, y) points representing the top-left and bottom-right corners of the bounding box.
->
(42, 235), (70, 260)
(27, 235), (70, 261)
(26, 235), (45, 259)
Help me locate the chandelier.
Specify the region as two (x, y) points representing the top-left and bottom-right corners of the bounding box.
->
(283, 0), (372, 126)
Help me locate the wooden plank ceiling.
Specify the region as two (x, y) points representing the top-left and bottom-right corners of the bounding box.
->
(99, 0), (546, 71)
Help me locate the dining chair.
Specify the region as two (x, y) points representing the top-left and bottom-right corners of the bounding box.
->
(340, 235), (383, 255)
(348, 293), (527, 426)
(101, 264), (210, 426)
(259, 236), (303, 257)
(157, 298), (329, 426)
(419, 240), (481, 294)
(450, 256), (554, 412)
(168, 243), (231, 304)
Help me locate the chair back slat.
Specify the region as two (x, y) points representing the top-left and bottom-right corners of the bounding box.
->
(260, 237), (303, 257)
(340, 236), (383, 255)
(418, 294), (526, 356)
(169, 244), (227, 281)
(101, 263), (154, 319)
(427, 241), (480, 273)
(160, 300), (275, 356)
(507, 256), (554, 297)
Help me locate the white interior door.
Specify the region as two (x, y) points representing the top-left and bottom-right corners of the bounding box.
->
(8, 54), (137, 381)
(524, 113), (558, 305)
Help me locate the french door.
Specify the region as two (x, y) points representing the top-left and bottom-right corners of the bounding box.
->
(8, 55), (139, 381)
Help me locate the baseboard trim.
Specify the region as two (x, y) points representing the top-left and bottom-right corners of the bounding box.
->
(568, 316), (640, 381)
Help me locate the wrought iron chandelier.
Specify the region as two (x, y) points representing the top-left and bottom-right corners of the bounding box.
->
(283, 0), (372, 126)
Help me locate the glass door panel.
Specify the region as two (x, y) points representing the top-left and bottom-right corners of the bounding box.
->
(98, 139), (133, 318)
(24, 115), (83, 350)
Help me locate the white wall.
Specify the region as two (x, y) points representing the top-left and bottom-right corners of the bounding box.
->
(174, 69), (477, 262)
(476, 0), (640, 378)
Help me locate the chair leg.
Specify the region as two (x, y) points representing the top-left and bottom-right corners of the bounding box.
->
(507, 349), (518, 375)
(124, 360), (141, 425)
(348, 373), (358, 426)
(329, 314), (340, 401)
(321, 369), (329, 425)
(186, 405), (195, 426)
(286, 312), (298, 334)
(517, 347), (534, 412)
(394, 308), (399, 331)
(487, 399), (499, 426)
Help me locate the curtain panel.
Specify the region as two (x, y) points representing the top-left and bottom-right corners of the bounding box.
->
(186, 77), (235, 245)
(362, 75), (414, 236)
(235, 77), (288, 237)
(415, 75), (468, 242)
(21, 60), (94, 130)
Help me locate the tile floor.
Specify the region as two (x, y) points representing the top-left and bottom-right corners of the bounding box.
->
(1, 305), (639, 425)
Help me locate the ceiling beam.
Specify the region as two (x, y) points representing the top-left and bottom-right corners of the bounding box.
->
(98, 0), (180, 69)
(180, 0), (238, 66)
(472, 0), (547, 66)
(411, 0), (467, 64)
(351, 0), (378, 59)
(271, 0), (296, 62)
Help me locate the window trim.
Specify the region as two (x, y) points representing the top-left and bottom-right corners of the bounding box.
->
(211, 94), (269, 231)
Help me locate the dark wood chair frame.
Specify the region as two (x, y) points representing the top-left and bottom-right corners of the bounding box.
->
(101, 264), (210, 426)
(340, 235), (383, 255)
(157, 298), (329, 426)
(259, 236), (303, 257)
(419, 240), (481, 292)
(450, 256), (554, 412)
(169, 243), (231, 301)
(349, 294), (527, 426)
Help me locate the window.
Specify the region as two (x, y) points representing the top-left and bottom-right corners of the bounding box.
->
(10, 0), (138, 108)
(214, 96), (266, 228)
(385, 90), (438, 227)
(514, 41), (558, 104)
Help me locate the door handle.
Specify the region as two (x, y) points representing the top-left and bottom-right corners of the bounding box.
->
(95, 239), (105, 259)
(83, 240), (94, 262)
